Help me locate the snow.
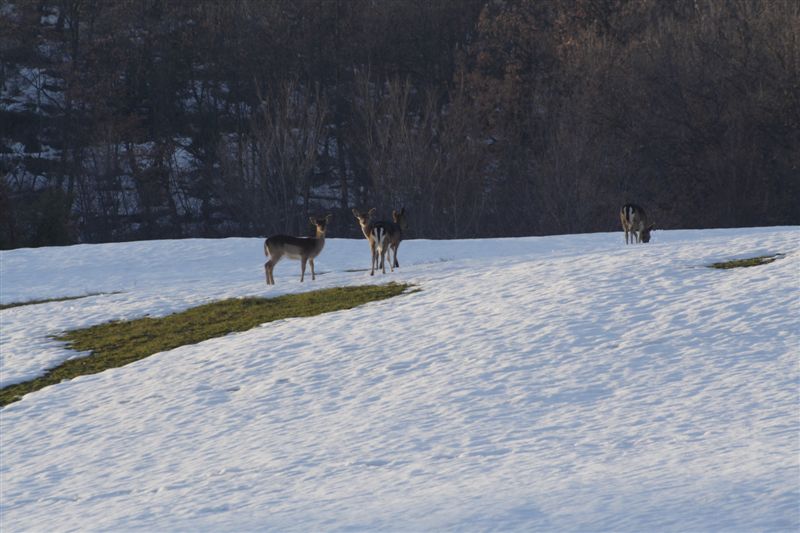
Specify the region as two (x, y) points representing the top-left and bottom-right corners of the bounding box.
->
(1, 226), (798, 531)
(1, 67), (64, 113)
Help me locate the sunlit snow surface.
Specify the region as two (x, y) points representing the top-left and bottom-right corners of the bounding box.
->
(1, 227), (798, 531)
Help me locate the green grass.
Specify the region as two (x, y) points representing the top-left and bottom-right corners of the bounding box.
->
(0, 283), (412, 407)
(708, 254), (783, 269)
(0, 292), (121, 310)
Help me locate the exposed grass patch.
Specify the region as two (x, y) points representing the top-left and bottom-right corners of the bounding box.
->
(708, 254), (783, 269)
(0, 283), (412, 407)
(0, 292), (122, 311)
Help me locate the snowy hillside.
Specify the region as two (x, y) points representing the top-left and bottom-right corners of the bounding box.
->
(1, 227), (798, 531)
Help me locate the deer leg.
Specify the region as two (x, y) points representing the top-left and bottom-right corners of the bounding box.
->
(300, 257), (307, 282)
(393, 243), (400, 268)
(265, 260), (275, 285)
(386, 244), (394, 272)
(310, 258), (316, 280)
(271, 253), (283, 284)
(370, 243), (376, 276)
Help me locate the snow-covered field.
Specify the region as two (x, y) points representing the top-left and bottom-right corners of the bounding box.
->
(1, 227), (798, 531)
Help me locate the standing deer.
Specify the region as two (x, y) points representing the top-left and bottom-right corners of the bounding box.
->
(620, 204), (654, 244)
(264, 214), (332, 285)
(385, 207), (407, 270)
(352, 208), (389, 275)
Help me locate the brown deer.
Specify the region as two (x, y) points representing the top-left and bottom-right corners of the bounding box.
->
(352, 208), (389, 275)
(264, 215), (332, 284)
(620, 204), (654, 244)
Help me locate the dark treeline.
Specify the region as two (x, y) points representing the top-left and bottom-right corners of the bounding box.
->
(1, 0), (798, 248)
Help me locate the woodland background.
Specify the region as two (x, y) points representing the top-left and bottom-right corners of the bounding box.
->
(1, 0), (798, 248)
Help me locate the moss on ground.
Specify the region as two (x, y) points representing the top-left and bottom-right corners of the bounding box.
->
(708, 254), (782, 269)
(0, 283), (412, 406)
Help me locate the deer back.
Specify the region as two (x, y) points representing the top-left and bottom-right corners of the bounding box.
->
(620, 204), (647, 230)
(266, 234), (325, 260)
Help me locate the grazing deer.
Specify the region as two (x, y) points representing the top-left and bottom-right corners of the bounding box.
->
(352, 208), (389, 275)
(620, 204), (654, 244)
(264, 214), (332, 285)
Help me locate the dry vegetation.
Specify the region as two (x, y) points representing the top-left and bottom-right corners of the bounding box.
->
(1, 0), (798, 248)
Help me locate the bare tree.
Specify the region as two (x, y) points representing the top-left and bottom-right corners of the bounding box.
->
(217, 80), (328, 236)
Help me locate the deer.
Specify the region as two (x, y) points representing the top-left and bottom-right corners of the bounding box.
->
(385, 207), (407, 270)
(264, 214), (332, 285)
(352, 208), (389, 275)
(620, 203), (654, 244)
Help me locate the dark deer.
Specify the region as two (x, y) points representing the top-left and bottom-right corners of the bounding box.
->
(385, 207), (407, 270)
(264, 215), (332, 284)
(620, 204), (654, 244)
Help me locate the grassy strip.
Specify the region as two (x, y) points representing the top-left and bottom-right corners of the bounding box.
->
(0, 283), (412, 407)
(0, 292), (121, 311)
(709, 254), (782, 269)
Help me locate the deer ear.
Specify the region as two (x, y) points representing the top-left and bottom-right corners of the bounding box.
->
(352, 208), (359, 217)
(392, 209), (398, 218)
(368, 208), (376, 216)
(309, 216), (316, 225)
(326, 213), (333, 220)
(400, 207), (406, 215)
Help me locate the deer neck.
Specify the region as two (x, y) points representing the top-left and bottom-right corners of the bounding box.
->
(313, 230), (326, 252)
(359, 222), (372, 240)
